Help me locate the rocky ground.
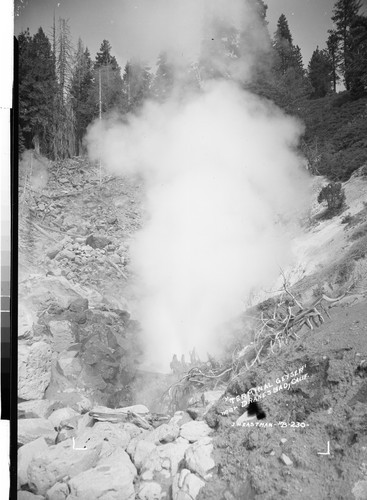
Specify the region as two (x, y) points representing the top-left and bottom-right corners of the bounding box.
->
(18, 152), (367, 499)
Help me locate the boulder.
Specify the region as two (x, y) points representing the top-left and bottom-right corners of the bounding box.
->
(18, 400), (57, 419)
(137, 481), (163, 500)
(120, 422), (144, 440)
(18, 437), (48, 487)
(19, 275), (83, 311)
(48, 407), (80, 429)
(132, 440), (157, 470)
(47, 244), (64, 260)
(18, 341), (52, 400)
(48, 321), (75, 353)
(141, 440), (190, 477)
(74, 421), (131, 457)
(78, 364), (107, 391)
(46, 481), (69, 500)
(56, 249), (75, 261)
(27, 439), (101, 495)
(17, 492), (44, 500)
(44, 388), (92, 414)
(68, 298), (88, 313)
(56, 351), (82, 380)
(172, 468), (205, 500)
(146, 423), (180, 445)
(18, 306), (37, 339)
(18, 418), (57, 446)
(169, 411), (192, 427)
(85, 235), (111, 249)
(66, 449), (136, 500)
(179, 421), (212, 443)
(184, 438), (215, 479)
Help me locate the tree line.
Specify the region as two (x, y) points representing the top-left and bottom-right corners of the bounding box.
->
(18, 0), (367, 160)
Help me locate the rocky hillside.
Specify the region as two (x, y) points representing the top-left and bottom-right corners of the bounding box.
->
(18, 152), (367, 500)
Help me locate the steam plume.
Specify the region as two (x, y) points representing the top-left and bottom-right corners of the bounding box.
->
(86, 0), (311, 372)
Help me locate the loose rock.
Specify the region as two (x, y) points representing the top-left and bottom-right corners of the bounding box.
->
(18, 341), (52, 400)
(18, 418), (57, 446)
(179, 420), (212, 443)
(67, 448), (136, 500)
(45, 481), (70, 500)
(137, 481), (163, 500)
(280, 453), (293, 466)
(48, 321), (75, 353)
(184, 437), (215, 479)
(27, 438), (101, 495)
(18, 437), (48, 487)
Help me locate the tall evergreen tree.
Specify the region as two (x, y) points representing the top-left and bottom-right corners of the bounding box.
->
(327, 30), (341, 92)
(272, 14), (310, 106)
(18, 27), (57, 156)
(121, 60), (152, 113)
(151, 52), (175, 101)
(70, 39), (94, 154)
(347, 14), (367, 97)
(94, 39), (120, 71)
(91, 39), (123, 113)
(331, 0), (362, 90)
(308, 46), (333, 97)
(273, 14), (300, 75)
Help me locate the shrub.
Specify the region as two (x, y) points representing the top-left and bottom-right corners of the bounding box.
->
(317, 182), (346, 217)
(335, 260), (355, 285)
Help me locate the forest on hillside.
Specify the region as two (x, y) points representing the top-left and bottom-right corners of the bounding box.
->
(18, 0), (367, 181)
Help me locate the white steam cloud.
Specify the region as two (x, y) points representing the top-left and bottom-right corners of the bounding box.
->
(86, 0), (311, 372)
(86, 80), (310, 371)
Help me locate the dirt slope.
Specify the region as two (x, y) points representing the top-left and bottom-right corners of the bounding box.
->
(198, 298), (367, 500)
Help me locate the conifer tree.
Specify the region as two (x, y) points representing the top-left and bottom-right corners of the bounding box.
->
(91, 39), (123, 113)
(330, 0), (362, 90)
(95, 39), (120, 71)
(18, 27), (57, 156)
(273, 14), (301, 75)
(151, 52), (175, 101)
(347, 14), (367, 97)
(308, 46), (333, 97)
(70, 39), (94, 153)
(121, 60), (152, 113)
(327, 30), (341, 92)
(272, 14), (310, 105)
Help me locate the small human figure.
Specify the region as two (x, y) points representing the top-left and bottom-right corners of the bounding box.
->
(170, 354), (181, 374)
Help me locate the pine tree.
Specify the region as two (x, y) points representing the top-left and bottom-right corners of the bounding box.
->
(327, 30), (341, 92)
(70, 40), (94, 154)
(273, 14), (298, 75)
(347, 14), (367, 97)
(331, 0), (362, 90)
(151, 52), (175, 101)
(91, 40), (123, 113)
(272, 14), (310, 105)
(18, 27), (57, 156)
(121, 60), (152, 113)
(95, 39), (120, 71)
(308, 47), (333, 97)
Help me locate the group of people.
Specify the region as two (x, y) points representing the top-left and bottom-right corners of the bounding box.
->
(170, 348), (201, 374)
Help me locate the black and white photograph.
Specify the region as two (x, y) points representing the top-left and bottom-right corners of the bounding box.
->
(12, 0), (367, 498)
